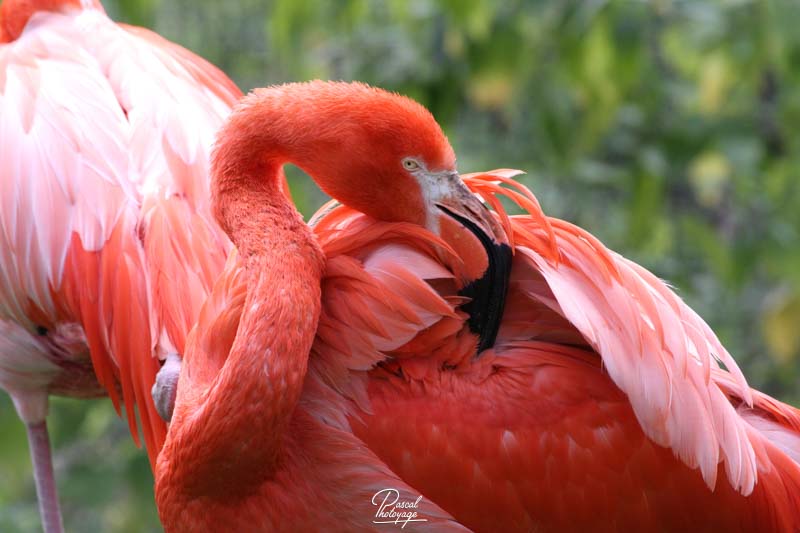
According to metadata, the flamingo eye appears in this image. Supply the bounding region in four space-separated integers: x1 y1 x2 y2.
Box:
402 158 420 171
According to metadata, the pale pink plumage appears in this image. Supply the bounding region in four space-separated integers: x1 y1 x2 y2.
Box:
0 1 238 530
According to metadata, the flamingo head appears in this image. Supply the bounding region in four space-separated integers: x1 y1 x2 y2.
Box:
216 81 513 352
293 82 511 352
293 83 508 252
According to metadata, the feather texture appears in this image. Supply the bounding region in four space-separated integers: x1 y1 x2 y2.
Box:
308 170 800 531
0 3 237 466
153 79 799 531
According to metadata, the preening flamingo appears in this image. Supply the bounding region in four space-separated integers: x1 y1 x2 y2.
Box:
0 0 239 530
155 82 800 532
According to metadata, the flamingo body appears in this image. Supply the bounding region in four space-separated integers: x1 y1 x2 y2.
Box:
155 83 800 532
353 341 800 532
318 180 800 532
0 0 239 529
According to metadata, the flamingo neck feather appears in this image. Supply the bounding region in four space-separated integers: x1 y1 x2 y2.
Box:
165 103 325 499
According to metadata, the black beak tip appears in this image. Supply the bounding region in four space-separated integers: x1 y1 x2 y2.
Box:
460 242 512 353
437 205 512 354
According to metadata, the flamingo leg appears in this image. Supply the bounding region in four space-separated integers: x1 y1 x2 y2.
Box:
25 420 64 533
152 353 181 422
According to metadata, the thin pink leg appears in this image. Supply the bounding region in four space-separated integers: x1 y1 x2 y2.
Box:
25 421 64 533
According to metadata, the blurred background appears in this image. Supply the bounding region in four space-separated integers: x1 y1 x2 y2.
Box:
2 0 799 531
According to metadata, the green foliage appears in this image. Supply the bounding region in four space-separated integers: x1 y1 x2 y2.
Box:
1 0 799 530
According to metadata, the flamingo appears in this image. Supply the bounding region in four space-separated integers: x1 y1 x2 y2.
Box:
154 80 800 532
0 0 239 530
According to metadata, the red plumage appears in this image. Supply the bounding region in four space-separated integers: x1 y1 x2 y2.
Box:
156 82 800 532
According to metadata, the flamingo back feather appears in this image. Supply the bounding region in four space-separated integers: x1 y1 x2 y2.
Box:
463 170 774 495
0 4 238 465
306 169 799 530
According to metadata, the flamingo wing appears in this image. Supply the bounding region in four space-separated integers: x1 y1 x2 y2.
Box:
0 6 237 463
91 13 238 361
307 172 800 531
350 339 800 532
0 9 148 434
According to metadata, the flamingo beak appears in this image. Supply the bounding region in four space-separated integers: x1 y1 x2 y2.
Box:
434 175 512 354
433 174 508 247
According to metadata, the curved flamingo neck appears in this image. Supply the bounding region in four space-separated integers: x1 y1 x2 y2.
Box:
0 0 103 43
161 101 326 499
211 90 316 238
